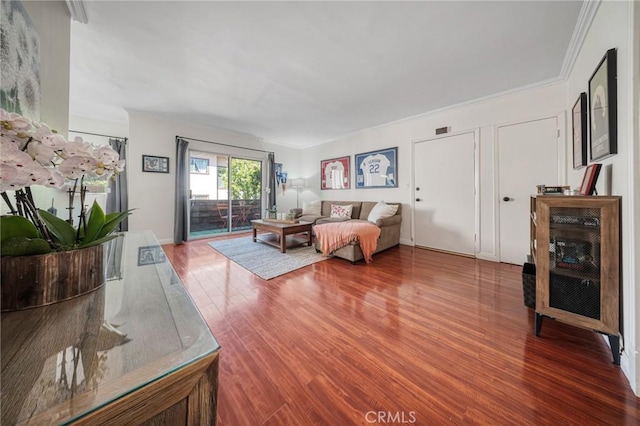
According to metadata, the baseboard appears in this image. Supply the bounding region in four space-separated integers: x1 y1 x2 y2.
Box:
399 238 413 246
476 252 499 262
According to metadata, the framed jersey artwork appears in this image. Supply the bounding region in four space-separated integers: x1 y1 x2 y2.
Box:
320 156 350 190
355 147 398 188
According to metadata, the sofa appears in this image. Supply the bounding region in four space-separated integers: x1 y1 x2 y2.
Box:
291 201 402 263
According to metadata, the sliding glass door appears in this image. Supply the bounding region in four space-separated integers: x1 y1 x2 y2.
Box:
228 158 262 232
188 151 262 239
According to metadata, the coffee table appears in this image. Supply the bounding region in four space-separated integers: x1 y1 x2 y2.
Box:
251 219 313 253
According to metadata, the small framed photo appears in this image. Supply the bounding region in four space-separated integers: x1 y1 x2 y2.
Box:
579 163 602 196
190 157 209 174
572 92 588 169
355 147 398 188
137 245 167 266
320 156 350 190
274 162 283 187
142 155 169 173
589 48 617 161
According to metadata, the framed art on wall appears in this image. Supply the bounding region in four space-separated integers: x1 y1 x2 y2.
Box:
355 147 398 188
589 48 617 161
572 92 588 169
274 162 283 187
320 156 350 190
579 163 602 196
142 155 169 173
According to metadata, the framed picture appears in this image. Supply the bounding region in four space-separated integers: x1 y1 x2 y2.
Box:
355 147 398 188
320 156 350 190
190 157 209 174
579 163 602 196
137 245 167 266
589 48 617 161
572 92 588 169
142 155 169 173
274 162 283 187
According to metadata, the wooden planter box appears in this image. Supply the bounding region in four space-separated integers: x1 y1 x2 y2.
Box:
0 244 105 312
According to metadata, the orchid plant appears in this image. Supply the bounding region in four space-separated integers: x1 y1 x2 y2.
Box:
0 109 130 256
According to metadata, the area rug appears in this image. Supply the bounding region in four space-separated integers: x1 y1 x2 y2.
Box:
208 237 328 280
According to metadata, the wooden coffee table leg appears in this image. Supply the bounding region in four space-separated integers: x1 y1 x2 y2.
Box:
307 229 312 246
253 226 257 242
280 230 286 253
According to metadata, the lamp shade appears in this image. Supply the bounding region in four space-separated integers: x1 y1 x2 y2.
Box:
290 178 305 188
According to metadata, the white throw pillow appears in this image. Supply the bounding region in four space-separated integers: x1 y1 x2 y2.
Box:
368 201 398 223
330 204 353 218
302 200 322 216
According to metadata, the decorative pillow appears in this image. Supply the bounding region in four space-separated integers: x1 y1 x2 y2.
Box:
368 201 398 223
302 200 322 216
330 204 353 218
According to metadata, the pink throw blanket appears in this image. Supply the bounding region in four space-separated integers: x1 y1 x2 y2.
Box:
314 222 381 263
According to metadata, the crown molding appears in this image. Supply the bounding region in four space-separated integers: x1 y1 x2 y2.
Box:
65 0 88 24
559 0 601 79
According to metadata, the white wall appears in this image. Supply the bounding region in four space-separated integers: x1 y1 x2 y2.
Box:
302 84 566 250
22 0 70 134
128 111 300 243
632 0 640 396
69 114 129 139
565 0 637 393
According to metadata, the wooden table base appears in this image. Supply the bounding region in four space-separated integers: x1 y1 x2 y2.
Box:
251 220 313 253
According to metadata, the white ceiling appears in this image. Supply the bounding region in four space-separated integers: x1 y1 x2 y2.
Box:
69 1 584 148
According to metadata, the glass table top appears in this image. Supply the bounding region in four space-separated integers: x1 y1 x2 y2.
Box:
1 231 219 425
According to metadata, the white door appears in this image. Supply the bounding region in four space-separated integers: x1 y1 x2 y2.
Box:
498 117 559 265
414 132 476 256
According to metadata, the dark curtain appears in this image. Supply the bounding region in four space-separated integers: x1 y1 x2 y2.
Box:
267 152 276 209
107 138 128 231
174 137 190 243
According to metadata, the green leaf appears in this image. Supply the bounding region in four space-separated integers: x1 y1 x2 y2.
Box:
1 236 51 256
98 210 133 239
38 209 77 246
78 234 119 248
1 215 41 242
82 200 105 244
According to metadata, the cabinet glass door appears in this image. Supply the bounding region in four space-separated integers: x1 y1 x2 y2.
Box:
548 206 601 320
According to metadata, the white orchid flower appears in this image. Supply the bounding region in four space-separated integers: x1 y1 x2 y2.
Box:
1 148 34 168
58 156 99 179
0 163 31 191
113 159 126 172
0 137 20 153
94 146 120 165
61 140 94 159
27 142 56 165
44 168 65 188
23 161 51 185
40 133 67 150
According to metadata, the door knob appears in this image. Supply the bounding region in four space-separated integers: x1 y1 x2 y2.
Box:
416 198 422 202
503 196 511 202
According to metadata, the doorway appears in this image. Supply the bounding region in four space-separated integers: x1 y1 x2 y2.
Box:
497 116 560 265
188 151 262 239
414 132 477 256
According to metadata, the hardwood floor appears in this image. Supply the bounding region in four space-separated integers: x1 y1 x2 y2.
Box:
163 236 640 425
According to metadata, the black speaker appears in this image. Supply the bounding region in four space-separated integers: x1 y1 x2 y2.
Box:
549 272 600 320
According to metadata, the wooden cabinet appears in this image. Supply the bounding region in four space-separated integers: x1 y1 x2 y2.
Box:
531 195 621 364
